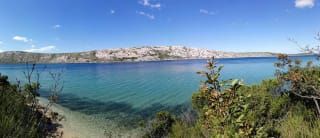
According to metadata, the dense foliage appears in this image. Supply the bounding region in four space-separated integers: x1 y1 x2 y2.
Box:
0 63 62 138
146 55 320 138
191 58 284 137
143 111 175 138
275 54 320 114
0 73 46 137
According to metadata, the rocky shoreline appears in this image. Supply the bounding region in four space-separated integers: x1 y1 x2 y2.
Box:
35 100 64 138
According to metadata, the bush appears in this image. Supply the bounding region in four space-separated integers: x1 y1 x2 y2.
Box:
0 74 45 137
156 56 320 137
0 65 63 138
143 111 175 138
169 120 205 138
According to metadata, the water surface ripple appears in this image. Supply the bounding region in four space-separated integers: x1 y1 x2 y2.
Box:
0 56 317 135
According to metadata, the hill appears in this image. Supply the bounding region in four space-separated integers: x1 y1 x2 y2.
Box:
0 46 277 63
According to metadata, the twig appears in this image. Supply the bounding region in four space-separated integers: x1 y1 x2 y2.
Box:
291 91 320 115
313 98 320 117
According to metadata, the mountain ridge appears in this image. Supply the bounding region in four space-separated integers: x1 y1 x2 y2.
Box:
0 46 279 63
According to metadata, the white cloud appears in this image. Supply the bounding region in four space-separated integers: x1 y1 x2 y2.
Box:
137 11 155 20
24 45 56 53
12 35 56 53
295 0 315 8
53 24 61 29
200 9 216 15
13 35 30 42
139 0 161 9
110 10 115 14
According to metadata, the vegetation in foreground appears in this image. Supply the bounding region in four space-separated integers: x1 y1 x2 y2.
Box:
1 55 320 138
0 63 63 138
144 54 320 138
2 36 320 137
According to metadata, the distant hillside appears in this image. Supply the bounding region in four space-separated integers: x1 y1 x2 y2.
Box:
0 46 278 63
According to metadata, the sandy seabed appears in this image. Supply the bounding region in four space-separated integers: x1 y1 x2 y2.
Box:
38 97 142 138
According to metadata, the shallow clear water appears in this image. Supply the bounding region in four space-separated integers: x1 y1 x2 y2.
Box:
0 56 317 136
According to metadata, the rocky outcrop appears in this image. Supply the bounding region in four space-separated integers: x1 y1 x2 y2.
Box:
0 46 277 63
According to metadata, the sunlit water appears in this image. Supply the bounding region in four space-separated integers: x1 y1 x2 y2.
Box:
0 56 317 137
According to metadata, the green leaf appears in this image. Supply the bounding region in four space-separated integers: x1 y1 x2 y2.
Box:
236 114 245 123
242 104 249 110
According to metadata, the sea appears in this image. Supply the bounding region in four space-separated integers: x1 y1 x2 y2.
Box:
0 56 317 137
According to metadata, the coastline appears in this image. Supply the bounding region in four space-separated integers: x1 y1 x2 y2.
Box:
0 46 280 64
37 97 143 138
0 54 314 65
2 54 317 137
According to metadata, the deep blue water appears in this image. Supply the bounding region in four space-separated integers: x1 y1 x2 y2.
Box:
0 56 317 128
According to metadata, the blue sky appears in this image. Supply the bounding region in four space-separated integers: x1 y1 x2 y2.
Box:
0 0 319 53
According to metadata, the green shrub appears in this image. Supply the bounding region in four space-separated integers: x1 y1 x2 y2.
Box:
143 111 175 138
0 74 45 138
0 66 62 138
167 56 320 137
169 121 205 138
191 58 280 137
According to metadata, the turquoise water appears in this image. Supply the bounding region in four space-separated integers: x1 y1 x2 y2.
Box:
0 56 317 135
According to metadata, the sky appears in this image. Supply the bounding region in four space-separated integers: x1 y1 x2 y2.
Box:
0 0 319 53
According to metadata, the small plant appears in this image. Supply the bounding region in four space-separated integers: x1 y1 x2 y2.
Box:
143 111 175 138
48 70 64 104
192 57 273 137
